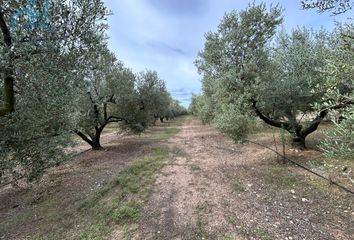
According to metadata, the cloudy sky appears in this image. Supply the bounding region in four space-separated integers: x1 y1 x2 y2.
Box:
103 0 349 107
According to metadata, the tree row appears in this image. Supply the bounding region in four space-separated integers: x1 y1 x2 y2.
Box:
0 0 186 183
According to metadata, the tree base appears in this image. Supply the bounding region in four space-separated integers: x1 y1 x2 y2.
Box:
92 145 103 150
291 137 306 150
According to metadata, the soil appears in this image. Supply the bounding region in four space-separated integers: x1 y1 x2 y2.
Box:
0 131 152 239
130 118 354 240
1 117 353 240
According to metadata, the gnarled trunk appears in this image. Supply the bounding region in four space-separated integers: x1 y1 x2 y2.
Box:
0 72 14 116
251 100 330 150
291 135 306 149
75 126 104 150
90 138 103 150
90 127 103 150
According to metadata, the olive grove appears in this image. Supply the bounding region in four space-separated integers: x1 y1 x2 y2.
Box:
192 2 354 149
0 0 184 183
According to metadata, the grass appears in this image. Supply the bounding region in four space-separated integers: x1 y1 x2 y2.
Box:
266 164 304 189
20 118 184 240
190 202 210 240
223 170 246 193
143 116 186 141
150 127 180 141
252 120 333 151
194 202 209 213
27 147 170 240
75 147 170 239
264 161 340 200
255 119 354 200
222 236 234 240
227 216 237 225
255 229 272 240
238 224 273 240
305 122 331 150
111 201 142 223
232 179 246 192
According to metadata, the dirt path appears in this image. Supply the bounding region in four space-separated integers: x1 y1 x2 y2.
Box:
1 117 353 240
131 117 354 240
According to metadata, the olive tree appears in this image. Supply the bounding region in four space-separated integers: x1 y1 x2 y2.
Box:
189 93 216 123
319 25 354 156
196 3 351 149
75 66 177 150
0 0 109 182
169 99 187 118
195 3 283 141
136 70 171 125
301 0 354 155
251 28 344 148
74 46 141 150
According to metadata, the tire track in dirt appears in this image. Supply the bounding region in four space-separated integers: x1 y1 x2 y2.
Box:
133 118 247 239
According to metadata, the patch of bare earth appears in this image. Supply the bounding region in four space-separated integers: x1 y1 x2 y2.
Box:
129 117 354 240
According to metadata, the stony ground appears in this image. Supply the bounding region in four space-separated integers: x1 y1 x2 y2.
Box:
129 117 354 240
1 116 353 240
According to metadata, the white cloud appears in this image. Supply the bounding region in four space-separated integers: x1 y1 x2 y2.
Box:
103 0 349 107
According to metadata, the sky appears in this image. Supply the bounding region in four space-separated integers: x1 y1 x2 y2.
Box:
103 0 350 107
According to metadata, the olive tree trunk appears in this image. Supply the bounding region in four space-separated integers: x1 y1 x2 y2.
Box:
252 100 328 150
75 127 104 150
0 10 15 116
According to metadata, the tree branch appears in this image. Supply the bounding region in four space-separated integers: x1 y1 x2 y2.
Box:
301 100 354 137
251 100 291 130
103 102 107 121
87 91 100 123
74 130 93 145
106 115 127 123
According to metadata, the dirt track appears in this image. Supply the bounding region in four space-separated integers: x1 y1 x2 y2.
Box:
129 117 354 240
1 117 353 240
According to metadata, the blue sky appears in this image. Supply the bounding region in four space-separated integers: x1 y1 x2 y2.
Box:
103 0 349 107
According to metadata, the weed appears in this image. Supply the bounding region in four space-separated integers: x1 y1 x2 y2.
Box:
192 217 208 240
222 235 233 240
194 202 209 213
267 164 303 189
190 164 202 172
232 179 246 192
255 229 272 240
112 201 141 223
79 222 109 240
190 202 210 239
227 216 237 226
